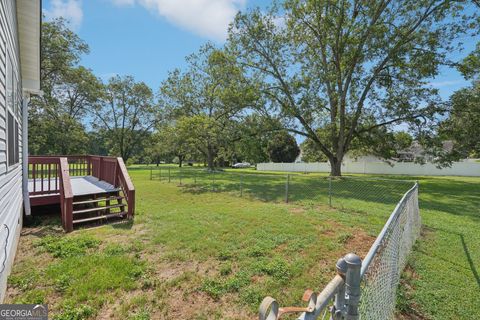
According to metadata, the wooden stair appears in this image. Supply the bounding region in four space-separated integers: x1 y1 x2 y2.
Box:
71 193 128 226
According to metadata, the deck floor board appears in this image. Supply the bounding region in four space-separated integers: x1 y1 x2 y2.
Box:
28 175 119 197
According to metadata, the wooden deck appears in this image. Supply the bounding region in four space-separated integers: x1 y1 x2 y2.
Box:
28 155 135 232
29 176 119 197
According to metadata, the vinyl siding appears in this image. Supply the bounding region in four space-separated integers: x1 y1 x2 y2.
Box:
0 0 24 302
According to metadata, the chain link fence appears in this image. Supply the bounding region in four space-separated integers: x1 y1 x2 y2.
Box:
150 167 414 211
150 166 420 319
259 183 420 320
358 184 420 320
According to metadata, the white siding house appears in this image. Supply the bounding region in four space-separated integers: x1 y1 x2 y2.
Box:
0 0 41 301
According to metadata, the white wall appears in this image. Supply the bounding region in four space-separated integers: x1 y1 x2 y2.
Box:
257 161 480 177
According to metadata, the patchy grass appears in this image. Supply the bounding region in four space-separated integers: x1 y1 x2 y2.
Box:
394 176 480 320
5 169 479 319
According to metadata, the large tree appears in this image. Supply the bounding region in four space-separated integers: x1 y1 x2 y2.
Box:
159 44 258 169
229 0 476 175
93 76 158 161
29 18 102 155
432 43 480 161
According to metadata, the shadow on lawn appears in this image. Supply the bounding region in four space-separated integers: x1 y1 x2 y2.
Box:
175 174 414 210
420 226 480 289
416 177 480 222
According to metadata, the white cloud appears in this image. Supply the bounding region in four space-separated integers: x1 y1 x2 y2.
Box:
44 0 83 30
110 0 246 41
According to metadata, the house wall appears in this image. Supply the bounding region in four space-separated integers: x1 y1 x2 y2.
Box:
257 161 480 177
0 0 25 301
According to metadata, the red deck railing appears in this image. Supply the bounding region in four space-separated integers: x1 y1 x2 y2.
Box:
28 155 135 232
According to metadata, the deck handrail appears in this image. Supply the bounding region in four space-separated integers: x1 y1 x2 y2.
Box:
28 156 74 232
116 157 135 218
58 158 74 232
29 155 136 229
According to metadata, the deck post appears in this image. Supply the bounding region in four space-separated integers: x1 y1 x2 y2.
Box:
99 157 104 181
127 189 135 219
87 156 91 176
65 198 73 232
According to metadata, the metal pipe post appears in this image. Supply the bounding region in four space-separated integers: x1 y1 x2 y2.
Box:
328 177 332 207
285 174 290 203
240 174 243 197
334 257 347 319
212 170 215 192
344 253 362 320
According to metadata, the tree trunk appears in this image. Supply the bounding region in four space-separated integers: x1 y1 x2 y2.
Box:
207 146 215 171
178 155 183 167
329 157 342 176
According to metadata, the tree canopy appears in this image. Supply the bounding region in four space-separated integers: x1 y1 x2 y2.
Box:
267 131 300 163
159 44 258 169
30 4 479 173
228 0 477 175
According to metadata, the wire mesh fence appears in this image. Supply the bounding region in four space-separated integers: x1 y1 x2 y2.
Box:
150 166 420 319
149 167 414 211
359 184 421 319
258 183 420 320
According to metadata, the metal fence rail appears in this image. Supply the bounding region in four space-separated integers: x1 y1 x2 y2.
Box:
258 183 420 320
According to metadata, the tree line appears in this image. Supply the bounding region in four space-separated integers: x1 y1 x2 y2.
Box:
31 1 480 176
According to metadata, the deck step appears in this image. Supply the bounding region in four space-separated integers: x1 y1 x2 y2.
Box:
73 212 127 224
73 203 126 215
73 196 124 206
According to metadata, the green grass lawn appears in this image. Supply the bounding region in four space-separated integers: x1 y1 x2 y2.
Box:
5 169 480 319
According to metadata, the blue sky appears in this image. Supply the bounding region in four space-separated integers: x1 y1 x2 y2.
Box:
43 0 478 100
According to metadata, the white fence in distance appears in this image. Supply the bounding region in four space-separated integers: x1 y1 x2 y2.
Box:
256 160 480 177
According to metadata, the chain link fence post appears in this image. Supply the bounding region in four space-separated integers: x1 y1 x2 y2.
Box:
328 176 332 207
240 174 243 197
212 170 216 192
150 167 152 180
345 253 362 320
285 174 290 203
333 257 347 319
194 170 197 185
159 167 162 181
168 168 171 183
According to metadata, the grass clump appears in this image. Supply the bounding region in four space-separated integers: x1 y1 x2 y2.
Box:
37 235 100 258
200 271 251 300
53 302 94 320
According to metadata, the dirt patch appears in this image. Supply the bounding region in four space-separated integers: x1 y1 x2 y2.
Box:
345 228 376 258
289 207 306 214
